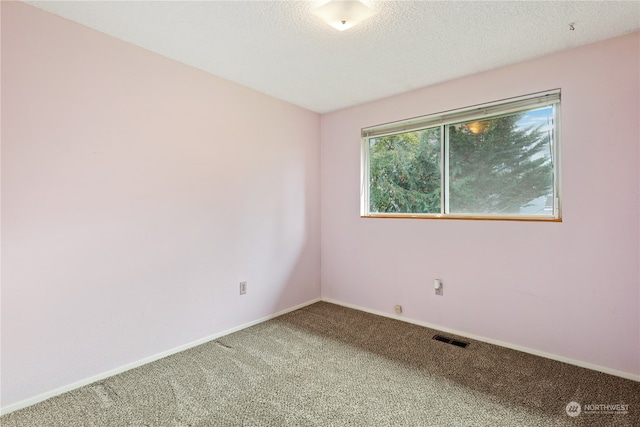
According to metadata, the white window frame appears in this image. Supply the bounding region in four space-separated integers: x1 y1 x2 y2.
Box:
361 90 561 221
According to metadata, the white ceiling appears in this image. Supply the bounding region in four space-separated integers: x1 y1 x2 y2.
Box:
26 1 640 114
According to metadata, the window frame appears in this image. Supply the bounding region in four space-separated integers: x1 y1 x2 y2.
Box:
361 90 561 221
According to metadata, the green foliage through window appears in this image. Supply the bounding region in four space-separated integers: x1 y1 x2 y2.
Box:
369 128 441 213
363 92 559 219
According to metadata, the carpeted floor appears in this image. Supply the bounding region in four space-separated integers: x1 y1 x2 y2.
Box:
2 301 638 426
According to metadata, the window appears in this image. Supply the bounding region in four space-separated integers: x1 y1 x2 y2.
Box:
361 90 560 220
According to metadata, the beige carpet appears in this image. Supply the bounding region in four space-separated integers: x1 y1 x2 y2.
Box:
2 302 638 426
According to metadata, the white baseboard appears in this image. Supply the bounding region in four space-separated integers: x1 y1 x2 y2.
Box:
0 298 321 416
322 297 640 383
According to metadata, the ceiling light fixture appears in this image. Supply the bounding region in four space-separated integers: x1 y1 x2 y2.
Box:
464 121 491 134
312 0 376 31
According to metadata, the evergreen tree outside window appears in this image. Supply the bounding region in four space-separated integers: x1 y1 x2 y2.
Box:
361 90 560 220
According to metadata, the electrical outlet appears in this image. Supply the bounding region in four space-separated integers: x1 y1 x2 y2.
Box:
435 279 443 296
394 305 402 314
239 281 247 295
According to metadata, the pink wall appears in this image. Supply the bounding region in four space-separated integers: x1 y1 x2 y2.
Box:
1 2 320 408
321 32 640 377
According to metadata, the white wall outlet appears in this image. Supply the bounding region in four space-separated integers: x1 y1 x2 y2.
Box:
239 281 247 295
434 279 443 296
394 305 402 314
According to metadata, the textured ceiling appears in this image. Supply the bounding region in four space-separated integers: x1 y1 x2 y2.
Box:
25 1 640 113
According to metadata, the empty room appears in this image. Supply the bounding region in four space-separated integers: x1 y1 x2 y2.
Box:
2 1 639 425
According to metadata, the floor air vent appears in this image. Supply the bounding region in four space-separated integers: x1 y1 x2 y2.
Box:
433 334 469 348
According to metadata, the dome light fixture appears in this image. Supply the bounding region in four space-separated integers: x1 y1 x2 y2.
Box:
312 0 376 31
464 121 491 134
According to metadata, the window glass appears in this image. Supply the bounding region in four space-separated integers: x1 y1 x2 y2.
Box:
448 106 555 215
369 128 441 214
361 91 560 220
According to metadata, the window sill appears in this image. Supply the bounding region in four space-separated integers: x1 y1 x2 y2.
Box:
361 214 562 222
